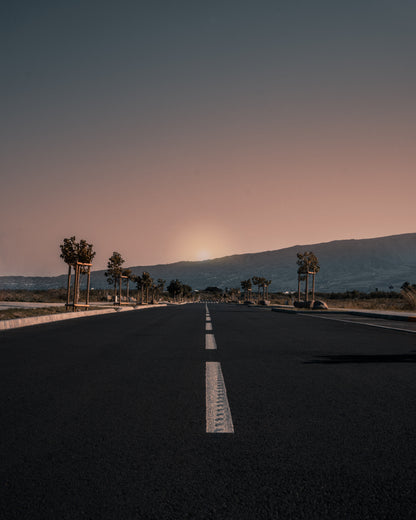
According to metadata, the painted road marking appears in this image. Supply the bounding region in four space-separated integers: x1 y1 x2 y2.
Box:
303 314 416 334
205 333 217 350
206 322 213 331
206 362 234 433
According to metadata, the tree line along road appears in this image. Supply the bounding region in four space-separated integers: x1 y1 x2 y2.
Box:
1 303 415 519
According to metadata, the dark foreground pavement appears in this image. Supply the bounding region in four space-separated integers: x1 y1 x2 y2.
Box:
1 304 416 519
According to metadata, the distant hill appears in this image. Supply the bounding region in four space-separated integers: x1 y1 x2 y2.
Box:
1 233 415 292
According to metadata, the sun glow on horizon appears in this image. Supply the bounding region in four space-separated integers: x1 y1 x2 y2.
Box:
196 250 211 261
166 220 234 263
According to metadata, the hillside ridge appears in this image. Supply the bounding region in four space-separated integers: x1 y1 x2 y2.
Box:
1 233 415 292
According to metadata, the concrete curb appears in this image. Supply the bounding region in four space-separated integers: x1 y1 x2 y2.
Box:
271 306 416 322
0 304 167 331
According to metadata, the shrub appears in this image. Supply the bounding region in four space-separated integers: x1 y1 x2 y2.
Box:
401 285 416 310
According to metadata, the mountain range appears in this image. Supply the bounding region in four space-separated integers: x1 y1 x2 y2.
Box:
1 233 415 292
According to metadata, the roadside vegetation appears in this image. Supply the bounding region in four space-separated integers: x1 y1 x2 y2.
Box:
198 285 416 312
1 287 415 313
295 251 320 307
0 305 112 322
0 306 75 321
0 288 112 303
269 287 416 312
2 235 415 313
60 236 96 309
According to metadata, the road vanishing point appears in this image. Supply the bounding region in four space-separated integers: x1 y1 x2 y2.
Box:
1 303 416 519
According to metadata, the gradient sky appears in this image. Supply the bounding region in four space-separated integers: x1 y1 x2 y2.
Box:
1 1 415 276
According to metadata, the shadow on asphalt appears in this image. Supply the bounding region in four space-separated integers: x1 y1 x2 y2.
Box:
304 353 416 364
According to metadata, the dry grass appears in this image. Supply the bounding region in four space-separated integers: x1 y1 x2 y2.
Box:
269 294 412 312
323 298 408 311
0 288 112 303
0 307 68 321
0 306 105 321
0 289 67 303
401 286 416 310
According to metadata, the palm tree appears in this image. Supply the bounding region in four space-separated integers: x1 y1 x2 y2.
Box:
264 279 272 301
167 279 183 302
182 283 192 301
156 279 166 302
76 239 95 305
296 253 308 302
121 268 132 302
141 272 153 304
240 279 252 302
132 274 144 304
258 277 267 301
252 276 261 303
240 280 247 301
297 251 319 304
229 287 240 303
60 236 95 308
105 252 125 304
308 253 320 301
60 236 78 306
296 264 307 302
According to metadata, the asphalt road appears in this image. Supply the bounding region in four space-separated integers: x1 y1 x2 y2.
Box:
1 304 416 519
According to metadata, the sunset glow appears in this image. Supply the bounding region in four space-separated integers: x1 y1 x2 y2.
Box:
196 250 211 262
1 2 415 276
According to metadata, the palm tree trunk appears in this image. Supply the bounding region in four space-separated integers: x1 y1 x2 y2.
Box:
312 272 316 301
305 273 309 303
297 275 301 301
74 264 80 308
86 267 91 306
66 265 72 307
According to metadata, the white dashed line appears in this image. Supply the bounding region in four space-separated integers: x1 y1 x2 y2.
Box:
206 362 234 433
205 333 217 350
204 305 233 433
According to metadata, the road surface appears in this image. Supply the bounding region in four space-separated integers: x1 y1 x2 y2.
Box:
1 304 415 519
